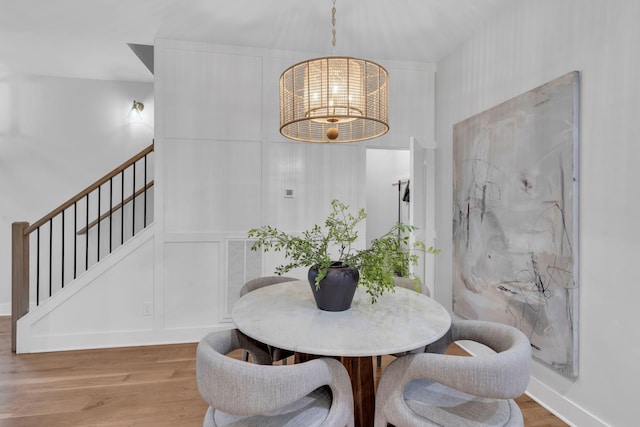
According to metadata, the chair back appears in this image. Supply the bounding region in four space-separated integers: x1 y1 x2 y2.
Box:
239 276 298 296
374 320 532 427
427 320 531 398
196 329 355 424
393 276 429 296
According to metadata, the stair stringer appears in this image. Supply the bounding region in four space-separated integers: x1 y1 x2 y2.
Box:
17 224 170 353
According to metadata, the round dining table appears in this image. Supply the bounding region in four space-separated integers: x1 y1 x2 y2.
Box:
232 279 451 427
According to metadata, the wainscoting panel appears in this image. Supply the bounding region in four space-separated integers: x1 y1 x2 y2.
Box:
164 241 221 329
221 239 261 322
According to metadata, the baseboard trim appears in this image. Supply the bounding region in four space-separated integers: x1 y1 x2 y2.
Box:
23 324 232 354
526 377 610 427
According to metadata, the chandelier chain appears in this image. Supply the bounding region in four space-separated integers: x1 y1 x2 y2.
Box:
331 0 337 49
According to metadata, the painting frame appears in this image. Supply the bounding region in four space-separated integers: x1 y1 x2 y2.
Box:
452 71 580 378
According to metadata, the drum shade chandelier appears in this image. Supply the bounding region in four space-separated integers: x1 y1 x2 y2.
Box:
279 0 389 143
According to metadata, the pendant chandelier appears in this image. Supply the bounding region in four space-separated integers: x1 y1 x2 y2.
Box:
279 0 389 143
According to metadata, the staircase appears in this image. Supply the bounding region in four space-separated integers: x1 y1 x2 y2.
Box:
11 144 155 352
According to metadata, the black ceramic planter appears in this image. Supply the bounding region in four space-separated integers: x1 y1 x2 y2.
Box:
308 263 359 311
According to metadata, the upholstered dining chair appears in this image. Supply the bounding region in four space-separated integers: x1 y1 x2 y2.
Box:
392 275 429 296
196 329 355 427
374 319 531 427
238 276 298 364
239 276 299 297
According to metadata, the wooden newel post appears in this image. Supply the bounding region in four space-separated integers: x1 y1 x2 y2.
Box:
12 222 30 353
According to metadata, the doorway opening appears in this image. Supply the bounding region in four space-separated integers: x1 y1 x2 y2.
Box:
365 149 410 248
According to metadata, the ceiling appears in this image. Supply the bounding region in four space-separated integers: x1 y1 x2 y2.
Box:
0 0 516 83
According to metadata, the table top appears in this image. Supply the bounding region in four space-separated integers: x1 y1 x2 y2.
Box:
232 280 451 357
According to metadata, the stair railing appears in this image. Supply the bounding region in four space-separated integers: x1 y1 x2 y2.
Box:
11 143 154 352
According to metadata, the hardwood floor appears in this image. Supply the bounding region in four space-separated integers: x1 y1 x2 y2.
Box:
0 317 566 426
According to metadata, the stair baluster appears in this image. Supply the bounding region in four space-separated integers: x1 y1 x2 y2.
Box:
10 143 155 352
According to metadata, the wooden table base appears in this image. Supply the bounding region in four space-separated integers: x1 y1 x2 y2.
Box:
296 352 375 427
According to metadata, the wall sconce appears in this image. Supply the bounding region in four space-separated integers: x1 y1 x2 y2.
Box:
128 100 144 122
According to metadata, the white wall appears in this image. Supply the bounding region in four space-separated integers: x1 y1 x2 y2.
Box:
434 1 640 426
0 73 154 315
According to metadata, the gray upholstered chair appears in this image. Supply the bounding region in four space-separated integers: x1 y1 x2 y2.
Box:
238 276 298 364
196 329 355 427
392 275 429 296
374 319 531 427
239 275 299 297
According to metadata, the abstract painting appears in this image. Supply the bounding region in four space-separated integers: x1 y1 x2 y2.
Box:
452 71 579 377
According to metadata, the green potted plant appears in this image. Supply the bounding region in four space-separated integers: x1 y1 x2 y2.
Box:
248 199 437 311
